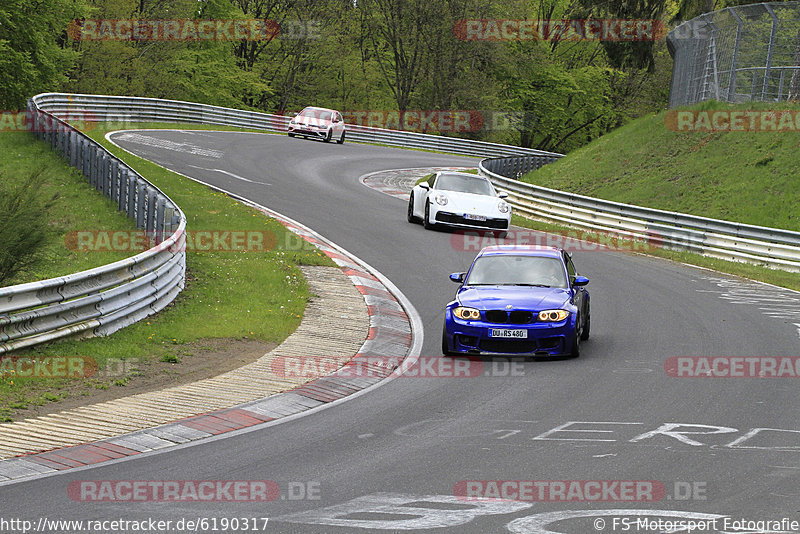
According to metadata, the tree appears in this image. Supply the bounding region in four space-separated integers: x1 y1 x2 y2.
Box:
361 0 437 116
0 0 87 109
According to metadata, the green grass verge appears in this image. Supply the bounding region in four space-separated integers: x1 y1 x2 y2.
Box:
0 124 334 420
519 100 800 232
0 132 137 285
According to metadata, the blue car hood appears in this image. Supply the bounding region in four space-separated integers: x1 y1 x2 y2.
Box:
456 285 571 311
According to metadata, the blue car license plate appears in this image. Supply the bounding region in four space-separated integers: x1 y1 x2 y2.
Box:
490 328 527 338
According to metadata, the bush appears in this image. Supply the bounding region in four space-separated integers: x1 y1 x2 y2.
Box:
0 169 57 286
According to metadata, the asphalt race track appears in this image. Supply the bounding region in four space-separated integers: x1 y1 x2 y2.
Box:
3 130 799 534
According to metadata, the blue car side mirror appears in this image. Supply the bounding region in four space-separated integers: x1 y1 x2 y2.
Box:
450 272 466 283
573 276 589 286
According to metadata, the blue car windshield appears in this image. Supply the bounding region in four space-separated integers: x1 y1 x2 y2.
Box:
435 174 493 195
465 255 568 288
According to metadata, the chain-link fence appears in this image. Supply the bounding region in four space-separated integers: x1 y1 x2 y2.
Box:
667 1 800 107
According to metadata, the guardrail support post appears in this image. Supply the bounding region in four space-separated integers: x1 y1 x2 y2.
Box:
136 183 146 229
104 154 112 197
95 149 103 191
127 173 137 219
146 189 157 236
98 153 107 195
69 130 77 168
88 145 95 187
87 144 95 185
110 159 119 205
58 124 67 159
118 168 128 212
155 197 165 245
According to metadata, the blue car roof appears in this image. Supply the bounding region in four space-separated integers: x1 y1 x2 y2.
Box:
477 245 563 258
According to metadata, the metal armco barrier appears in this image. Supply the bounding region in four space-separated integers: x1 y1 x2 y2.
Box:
32 93 562 159
0 96 186 354
480 157 800 271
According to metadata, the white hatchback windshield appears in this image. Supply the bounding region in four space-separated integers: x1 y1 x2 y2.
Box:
299 109 332 121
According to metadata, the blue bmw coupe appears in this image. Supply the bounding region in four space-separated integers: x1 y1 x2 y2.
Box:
442 245 590 358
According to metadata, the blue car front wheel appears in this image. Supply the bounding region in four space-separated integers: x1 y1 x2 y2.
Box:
580 302 591 341
570 314 582 358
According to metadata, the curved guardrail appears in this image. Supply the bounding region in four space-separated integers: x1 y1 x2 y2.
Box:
481 157 800 271
33 93 563 159
0 97 187 354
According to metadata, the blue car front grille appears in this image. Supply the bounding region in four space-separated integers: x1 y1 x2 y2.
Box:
483 310 535 324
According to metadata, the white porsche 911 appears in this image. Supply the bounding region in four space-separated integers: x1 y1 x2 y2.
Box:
407 171 511 237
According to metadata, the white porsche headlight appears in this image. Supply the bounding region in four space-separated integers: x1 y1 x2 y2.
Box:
435 194 448 206
498 201 510 213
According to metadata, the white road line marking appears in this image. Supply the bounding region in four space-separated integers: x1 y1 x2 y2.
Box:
184 164 264 184
114 132 222 158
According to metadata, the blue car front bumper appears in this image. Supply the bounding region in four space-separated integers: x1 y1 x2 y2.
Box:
443 308 578 357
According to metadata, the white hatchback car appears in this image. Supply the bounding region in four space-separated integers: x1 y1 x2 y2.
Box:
407 171 511 237
287 106 346 143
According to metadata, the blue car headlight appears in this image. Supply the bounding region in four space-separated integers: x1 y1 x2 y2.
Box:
453 306 481 320
537 309 569 322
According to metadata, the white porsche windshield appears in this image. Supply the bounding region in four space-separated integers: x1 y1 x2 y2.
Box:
435 174 493 195
465 255 568 288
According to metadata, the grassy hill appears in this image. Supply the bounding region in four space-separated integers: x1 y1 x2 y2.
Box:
521 100 800 232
